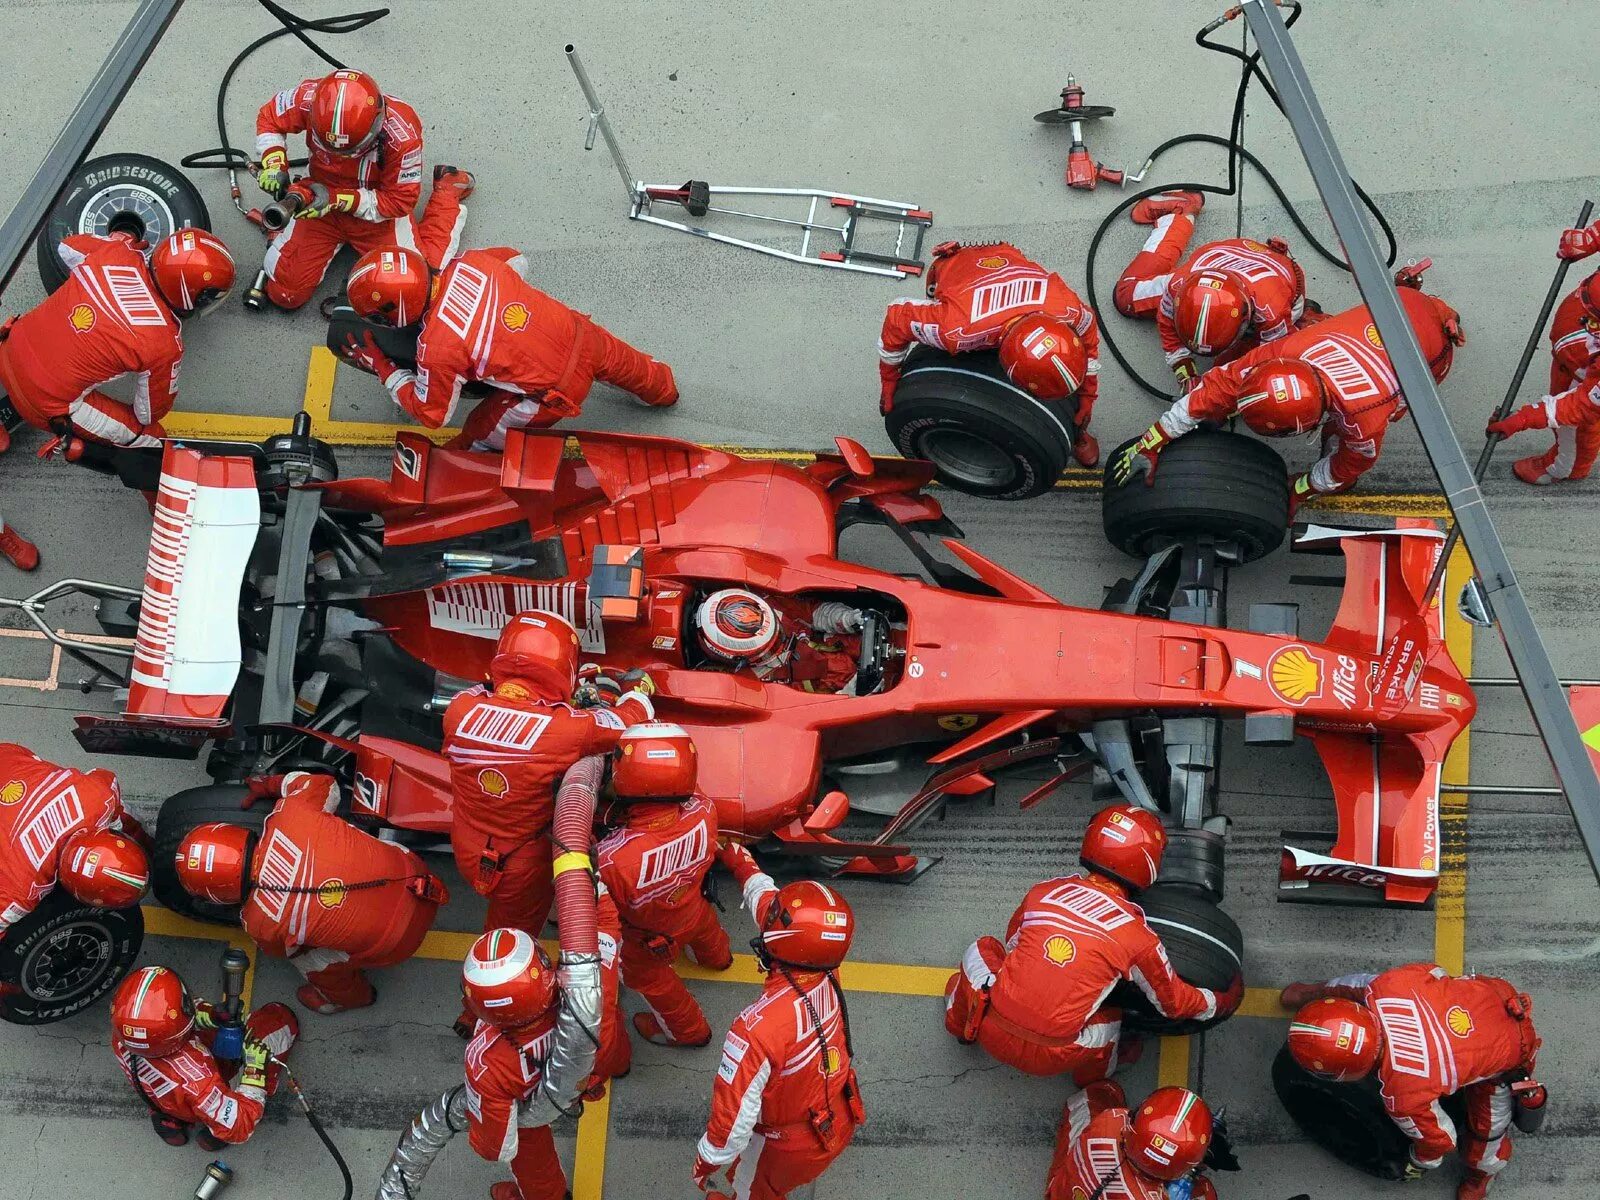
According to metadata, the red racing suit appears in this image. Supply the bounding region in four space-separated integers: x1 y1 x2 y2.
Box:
1046 1080 1219 1200
0 234 180 446
734 598 862 695
877 242 1100 429
598 794 732 1046
442 684 654 938
255 80 465 309
695 868 863 1199
0 743 144 938
377 247 678 449
1361 964 1540 1179
944 874 1217 1083
1503 288 1600 482
1152 289 1460 496
240 772 446 1009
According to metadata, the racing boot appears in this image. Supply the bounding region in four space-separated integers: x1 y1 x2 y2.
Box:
1458 1169 1495 1200
1511 445 1579 485
632 1011 713 1049
0 522 39 571
1072 425 1100 468
433 164 476 200
296 981 377 1015
1131 190 1205 225
1278 980 1367 1009
489 1186 571 1200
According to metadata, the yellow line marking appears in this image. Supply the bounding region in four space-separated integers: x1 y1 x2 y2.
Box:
1236 987 1292 1020
1156 1036 1191 1088
1434 541 1475 975
303 346 338 425
572 1083 611 1200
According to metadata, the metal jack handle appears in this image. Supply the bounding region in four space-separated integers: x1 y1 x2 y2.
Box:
566 45 640 206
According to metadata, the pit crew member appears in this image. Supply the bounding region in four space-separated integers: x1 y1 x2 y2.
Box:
342 244 678 450
253 69 472 311
598 722 733 1051
877 240 1103 465
1111 189 1310 392
694 589 865 694
1284 963 1543 1200
0 229 235 447
1485 271 1600 484
0 743 149 939
943 804 1238 1082
1113 285 1465 513
110 964 299 1147
172 770 449 1015
0 508 37 571
1046 1083 1223 1200
694 848 863 1199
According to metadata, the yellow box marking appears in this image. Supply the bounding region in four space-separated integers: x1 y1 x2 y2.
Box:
572 1083 611 1200
1434 542 1475 976
1156 1036 1191 1088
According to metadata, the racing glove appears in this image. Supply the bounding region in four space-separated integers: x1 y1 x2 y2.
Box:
692 1153 727 1193
342 332 402 386
1558 224 1600 261
193 1001 220 1031
291 181 359 220
1214 973 1245 1018
257 150 290 199
1400 1158 1428 1181
1110 423 1172 487
240 774 286 809
1287 472 1317 520
1487 402 1550 439
716 842 762 887
239 1038 271 1092
1172 358 1202 394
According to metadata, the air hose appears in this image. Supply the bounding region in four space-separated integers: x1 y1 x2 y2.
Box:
1084 2 1401 399
278 1059 355 1200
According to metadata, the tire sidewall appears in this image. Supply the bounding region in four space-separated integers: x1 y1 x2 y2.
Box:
1271 1044 1413 1179
1114 884 1244 1037
152 785 260 926
0 890 143 1025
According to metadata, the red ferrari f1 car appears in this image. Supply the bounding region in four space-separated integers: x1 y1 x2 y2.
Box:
29 417 1470 924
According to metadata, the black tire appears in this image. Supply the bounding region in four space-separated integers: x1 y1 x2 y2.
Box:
1271 1045 1412 1179
152 784 262 925
1112 883 1243 1036
36 154 210 293
0 889 143 1025
1103 428 1289 563
886 347 1075 501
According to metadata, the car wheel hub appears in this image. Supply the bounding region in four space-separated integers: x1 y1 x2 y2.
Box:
20 921 113 1002
918 428 1017 489
76 183 175 246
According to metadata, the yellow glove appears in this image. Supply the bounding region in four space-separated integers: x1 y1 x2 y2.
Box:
239 1038 270 1091
257 150 290 198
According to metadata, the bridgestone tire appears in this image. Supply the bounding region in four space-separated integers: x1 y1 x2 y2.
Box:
1272 1045 1413 1179
1112 883 1243 1037
1103 428 1289 563
152 785 263 926
0 889 144 1025
886 347 1075 501
37 154 211 293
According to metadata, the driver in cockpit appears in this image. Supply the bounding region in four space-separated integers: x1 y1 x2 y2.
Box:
693 589 866 694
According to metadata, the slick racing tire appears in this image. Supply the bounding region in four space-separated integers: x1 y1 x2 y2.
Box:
1111 883 1243 1037
885 346 1076 501
1103 428 1289 563
152 784 263 926
37 154 211 293
0 889 144 1025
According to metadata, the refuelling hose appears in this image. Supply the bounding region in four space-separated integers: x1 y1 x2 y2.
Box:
277 1059 355 1200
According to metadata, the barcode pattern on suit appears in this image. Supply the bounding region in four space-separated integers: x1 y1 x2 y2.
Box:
1375 997 1431 1077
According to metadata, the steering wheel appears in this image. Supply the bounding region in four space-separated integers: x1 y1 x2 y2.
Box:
854 612 887 695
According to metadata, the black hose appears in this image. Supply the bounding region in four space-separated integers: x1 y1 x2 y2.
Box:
279 1060 355 1200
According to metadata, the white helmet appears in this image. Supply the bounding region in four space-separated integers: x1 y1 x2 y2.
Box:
696 588 780 665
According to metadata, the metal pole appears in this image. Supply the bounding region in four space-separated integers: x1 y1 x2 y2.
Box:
1441 785 1565 797
1239 0 1600 887
1469 677 1600 689
0 0 186 297
565 45 640 205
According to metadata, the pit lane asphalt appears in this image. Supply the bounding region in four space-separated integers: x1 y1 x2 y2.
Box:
1 3 1598 1198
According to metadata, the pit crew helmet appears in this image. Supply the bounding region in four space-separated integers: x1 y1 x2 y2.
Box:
754 879 854 971
1125 1087 1214 1181
462 928 558 1029
309 70 386 156
1079 804 1167 892
58 827 149 908
998 312 1089 400
696 589 781 667
175 824 254 905
489 611 582 700
1580 272 1600 322
1287 997 1383 1082
111 965 195 1056
1236 358 1329 437
150 229 236 320
347 246 432 327
613 722 697 800
1172 269 1252 357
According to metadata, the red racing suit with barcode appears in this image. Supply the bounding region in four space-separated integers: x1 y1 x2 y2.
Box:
465 1009 567 1200
0 743 141 938
1046 1080 1219 1200
1155 238 1304 371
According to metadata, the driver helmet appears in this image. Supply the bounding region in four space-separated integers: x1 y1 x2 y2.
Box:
696 589 782 668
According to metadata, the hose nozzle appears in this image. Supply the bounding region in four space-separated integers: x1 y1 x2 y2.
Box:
194 1160 233 1200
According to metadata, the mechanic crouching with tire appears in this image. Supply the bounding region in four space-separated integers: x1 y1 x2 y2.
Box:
878 240 1103 465
172 770 449 1015
1047 1082 1234 1200
944 805 1241 1082
1284 963 1544 1200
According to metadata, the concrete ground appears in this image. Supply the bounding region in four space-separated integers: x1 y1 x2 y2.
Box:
0 2 1597 1198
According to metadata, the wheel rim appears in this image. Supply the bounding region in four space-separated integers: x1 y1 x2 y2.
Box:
20 918 115 1003
74 183 176 245
918 428 1018 490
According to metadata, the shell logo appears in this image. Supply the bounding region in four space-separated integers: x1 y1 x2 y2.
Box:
822 1046 842 1075
69 303 96 333
1446 1006 1474 1037
477 768 510 797
976 255 1008 269
1365 324 1385 349
501 302 530 332
1267 645 1324 706
1043 935 1076 966
317 879 347 910
0 780 24 806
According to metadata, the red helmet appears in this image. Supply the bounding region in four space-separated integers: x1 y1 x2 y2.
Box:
149 229 236 320
1580 272 1600 322
1080 804 1167 892
696 589 780 666
1172 269 1252 357
756 879 854 970
58 828 149 908
1236 358 1328 437
1288 998 1383 1082
489 611 582 700
111 965 195 1056
347 246 432 327
309 70 386 156
1124 1087 1214 1181
999 313 1089 400
175 823 253 905
462 928 559 1029
613 722 697 799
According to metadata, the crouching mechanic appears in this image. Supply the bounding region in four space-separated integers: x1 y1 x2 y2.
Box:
173 770 448 1015
694 847 863 1199
945 804 1238 1082
695 589 866 694
0 742 149 938
878 240 1103 465
1284 963 1543 1199
342 243 678 451
599 722 733 1050
110 964 298 1147
0 229 235 448
1047 1083 1227 1200
1112 190 1310 392
1113 284 1465 514
254 69 471 310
